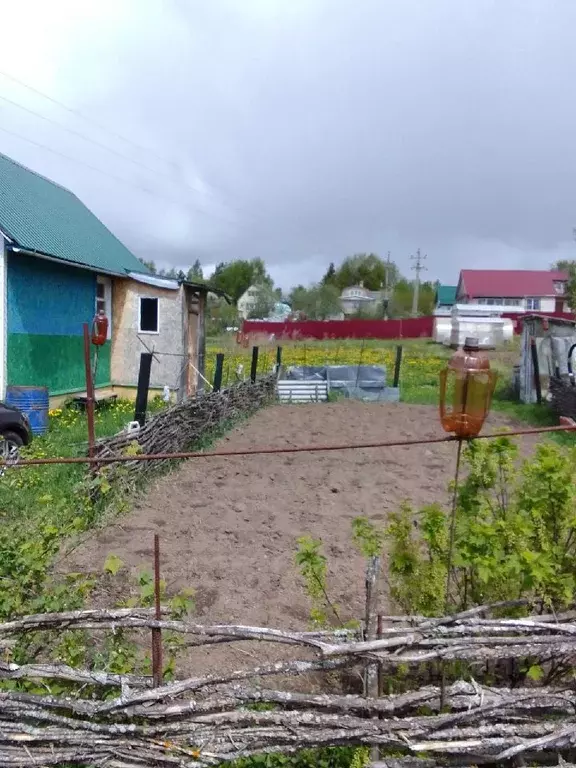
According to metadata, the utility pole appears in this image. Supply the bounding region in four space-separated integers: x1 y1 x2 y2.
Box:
382 251 393 319
411 249 427 316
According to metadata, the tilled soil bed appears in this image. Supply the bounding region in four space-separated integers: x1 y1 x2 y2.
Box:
65 401 541 677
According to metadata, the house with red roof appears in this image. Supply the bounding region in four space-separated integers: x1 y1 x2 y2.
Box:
456 270 570 313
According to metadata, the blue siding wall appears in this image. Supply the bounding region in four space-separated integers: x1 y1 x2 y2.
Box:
8 252 96 336
6 252 111 394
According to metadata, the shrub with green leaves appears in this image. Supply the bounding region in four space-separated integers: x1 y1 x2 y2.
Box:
387 437 576 616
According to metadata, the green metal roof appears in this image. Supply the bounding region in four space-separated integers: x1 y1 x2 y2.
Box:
0 152 147 275
435 284 457 305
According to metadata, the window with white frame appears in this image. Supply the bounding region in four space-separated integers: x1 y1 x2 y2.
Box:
526 298 541 310
139 296 159 333
95 276 112 339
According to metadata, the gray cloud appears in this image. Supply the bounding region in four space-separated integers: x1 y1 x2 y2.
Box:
0 0 575 289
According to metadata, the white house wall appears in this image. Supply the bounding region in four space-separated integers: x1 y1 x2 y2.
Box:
538 298 555 312
111 280 186 392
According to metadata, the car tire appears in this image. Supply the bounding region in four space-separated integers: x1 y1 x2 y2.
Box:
0 431 24 461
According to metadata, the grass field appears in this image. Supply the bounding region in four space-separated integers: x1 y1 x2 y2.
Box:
206 337 452 403
206 335 570 441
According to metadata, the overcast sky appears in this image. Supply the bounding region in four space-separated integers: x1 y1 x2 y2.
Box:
0 0 575 289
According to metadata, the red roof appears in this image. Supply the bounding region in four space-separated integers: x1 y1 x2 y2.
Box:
458 269 568 299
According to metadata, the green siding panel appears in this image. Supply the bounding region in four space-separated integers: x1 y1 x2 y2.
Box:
8 335 111 394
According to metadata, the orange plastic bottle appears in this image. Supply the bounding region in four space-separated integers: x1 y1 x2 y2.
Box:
439 337 496 438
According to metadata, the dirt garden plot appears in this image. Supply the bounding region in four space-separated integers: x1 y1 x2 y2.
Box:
66 401 541 676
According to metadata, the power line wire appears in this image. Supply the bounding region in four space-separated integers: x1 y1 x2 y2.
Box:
0 121 245 227
0 92 190 183
0 69 173 169
0 69 262 223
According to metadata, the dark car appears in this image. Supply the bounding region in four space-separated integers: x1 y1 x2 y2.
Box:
0 403 33 459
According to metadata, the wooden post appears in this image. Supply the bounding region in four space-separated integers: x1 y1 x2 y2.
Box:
134 353 153 427
250 346 259 383
393 345 403 388
276 346 283 374
530 338 542 405
82 323 96 458
364 555 381 763
213 353 224 392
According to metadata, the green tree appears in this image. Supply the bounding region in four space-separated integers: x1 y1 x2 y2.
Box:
321 262 337 286
388 278 413 317
418 281 436 315
205 296 240 334
211 259 273 302
385 279 436 318
289 283 341 320
247 285 276 319
158 267 178 278
139 258 157 274
334 253 398 291
187 259 204 282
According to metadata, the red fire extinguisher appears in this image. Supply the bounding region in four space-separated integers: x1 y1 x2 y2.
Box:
91 310 108 346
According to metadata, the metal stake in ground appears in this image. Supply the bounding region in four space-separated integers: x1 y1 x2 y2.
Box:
134 353 153 427
441 436 464 709
250 346 259 383
213 353 225 392
152 533 163 688
82 323 96 459
530 337 542 405
393 345 403 388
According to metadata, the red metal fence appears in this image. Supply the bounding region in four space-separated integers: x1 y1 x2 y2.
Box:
244 312 576 341
243 317 435 340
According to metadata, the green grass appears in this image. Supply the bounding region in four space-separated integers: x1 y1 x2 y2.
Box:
1 398 167 538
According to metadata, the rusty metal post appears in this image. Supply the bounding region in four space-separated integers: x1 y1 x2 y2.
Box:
152 534 163 687
82 323 96 458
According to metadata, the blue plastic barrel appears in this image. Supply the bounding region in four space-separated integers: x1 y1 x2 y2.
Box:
6 385 49 435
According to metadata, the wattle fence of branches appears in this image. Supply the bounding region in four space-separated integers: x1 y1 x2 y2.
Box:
4 601 576 767
94 376 276 477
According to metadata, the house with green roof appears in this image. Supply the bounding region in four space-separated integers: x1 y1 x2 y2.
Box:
0 152 216 403
434 284 457 313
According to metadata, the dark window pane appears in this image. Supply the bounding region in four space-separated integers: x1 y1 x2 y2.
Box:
140 298 158 332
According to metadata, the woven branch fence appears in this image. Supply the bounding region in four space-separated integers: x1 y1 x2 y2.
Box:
94 375 277 476
4 604 576 767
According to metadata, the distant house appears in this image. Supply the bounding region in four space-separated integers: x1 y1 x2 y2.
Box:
237 284 283 320
434 285 457 312
237 285 261 319
0 152 223 404
456 270 570 313
340 284 384 316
